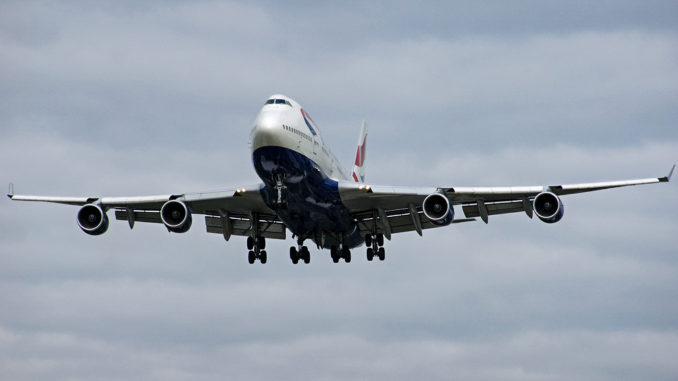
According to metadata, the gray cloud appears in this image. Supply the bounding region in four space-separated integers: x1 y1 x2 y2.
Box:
1 1 677 380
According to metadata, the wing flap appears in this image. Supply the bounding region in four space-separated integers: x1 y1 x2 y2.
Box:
462 200 528 218
114 210 162 224
204 216 286 240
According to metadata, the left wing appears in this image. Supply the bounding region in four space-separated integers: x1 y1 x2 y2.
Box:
7 183 286 240
339 164 674 236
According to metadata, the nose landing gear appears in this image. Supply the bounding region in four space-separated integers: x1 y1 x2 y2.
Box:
272 172 288 209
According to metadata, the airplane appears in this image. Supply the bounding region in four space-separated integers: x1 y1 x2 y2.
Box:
7 94 675 264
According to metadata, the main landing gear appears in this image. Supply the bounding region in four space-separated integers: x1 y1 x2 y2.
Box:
290 238 311 264
365 233 386 261
243 235 385 264
247 236 267 264
330 246 352 263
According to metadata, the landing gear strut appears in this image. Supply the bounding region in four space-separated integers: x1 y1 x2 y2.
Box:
272 172 287 209
366 233 386 261
247 236 267 264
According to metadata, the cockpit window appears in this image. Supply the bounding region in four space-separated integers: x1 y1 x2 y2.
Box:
265 99 292 107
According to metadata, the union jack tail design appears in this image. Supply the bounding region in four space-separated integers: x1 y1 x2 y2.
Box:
352 121 367 183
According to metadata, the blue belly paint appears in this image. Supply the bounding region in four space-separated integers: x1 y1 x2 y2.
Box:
252 146 362 249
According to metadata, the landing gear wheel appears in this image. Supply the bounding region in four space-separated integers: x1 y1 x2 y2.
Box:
257 237 266 250
247 237 254 250
331 247 340 263
248 250 255 264
376 233 384 247
367 248 374 261
343 248 351 263
301 247 311 264
290 247 299 264
365 235 373 247
378 247 385 261
260 250 267 264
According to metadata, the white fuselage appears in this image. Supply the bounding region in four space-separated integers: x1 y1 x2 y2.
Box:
249 94 349 181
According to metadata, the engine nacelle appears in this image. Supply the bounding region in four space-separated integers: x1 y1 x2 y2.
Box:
533 191 564 223
77 204 109 235
160 200 192 233
423 193 454 226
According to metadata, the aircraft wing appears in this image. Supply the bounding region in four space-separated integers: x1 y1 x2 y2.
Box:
7 183 286 240
339 164 674 236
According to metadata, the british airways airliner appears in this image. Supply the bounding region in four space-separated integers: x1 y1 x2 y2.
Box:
8 94 674 264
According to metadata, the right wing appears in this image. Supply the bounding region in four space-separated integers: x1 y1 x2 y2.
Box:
8 183 286 240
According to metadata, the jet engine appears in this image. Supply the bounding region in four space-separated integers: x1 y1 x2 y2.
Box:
533 191 564 223
77 204 109 235
160 200 192 233
423 193 454 226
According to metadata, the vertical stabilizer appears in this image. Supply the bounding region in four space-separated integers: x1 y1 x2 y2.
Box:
352 121 367 183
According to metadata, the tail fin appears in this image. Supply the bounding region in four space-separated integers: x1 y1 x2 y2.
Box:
352 121 367 183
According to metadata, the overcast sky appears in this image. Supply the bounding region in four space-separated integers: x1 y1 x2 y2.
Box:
1 1 677 380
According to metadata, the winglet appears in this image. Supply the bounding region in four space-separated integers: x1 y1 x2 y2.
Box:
659 163 675 183
7 183 14 198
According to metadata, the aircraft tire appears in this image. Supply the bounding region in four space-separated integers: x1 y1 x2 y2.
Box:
301 247 310 264
290 247 299 264
376 234 384 247
343 248 351 263
248 251 255 264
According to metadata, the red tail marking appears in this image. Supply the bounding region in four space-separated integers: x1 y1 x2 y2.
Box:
354 136 367 167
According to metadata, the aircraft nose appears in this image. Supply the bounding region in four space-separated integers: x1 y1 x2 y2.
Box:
251 112 281 149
